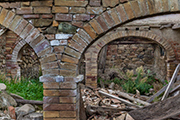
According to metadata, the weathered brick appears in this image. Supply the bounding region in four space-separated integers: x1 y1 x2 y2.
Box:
16 7 32 14
20 23 34 39
14 19 28 35
43 96 59 103
72 21 83 28
59 82 77 89
55 0 88 7
60 70 76 76
55 34 73 39
89 0 101 6
25 28 40 43
61 54 78 64
116 4 128 22
44 118 76 120
123 2 135 19
50 40 60 46
31 0 53 6
45 34 55 40
59 111 76 118
40 76 56 82
59 62 77 71
108 8 121 25
42 14 53 19
54 46 65 53
64 47 81 58
43 104 76 111
37 47 52 58
77 29 92 43
59 97 76 103
169 0 179 11
34 7 51 13
44 90 77 96
0 2 20 8
43 111 60 118
69 7 85 14
42 69 59 76
89 19 103 34
43 82 59 89
21 2 30 6
3 11 15 28
0 8 8 24
34 40 50 53
102 12 115 28
9 15 22 31
83 23 97 39
23 14 40 19
40 54 57 63
73 14 90 21
146 0 156 14
30 34 44 47
60 40 68 45
139 0 149 15
69 40 84 52
161 0 169 12
102 0 119 7
52 6 68 13
87 6 104 14
42 62 59 70
55 14 72 21
44 90 60 96
72 34 87 47
130 1 142 17
96 15 108 31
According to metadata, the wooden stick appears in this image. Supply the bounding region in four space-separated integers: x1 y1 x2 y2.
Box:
98 90 141 108
115 90 151 106
15 99 43 105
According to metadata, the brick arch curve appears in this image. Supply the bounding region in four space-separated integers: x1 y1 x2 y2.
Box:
66 0 178 75
84 30 175 87
0 7 51 77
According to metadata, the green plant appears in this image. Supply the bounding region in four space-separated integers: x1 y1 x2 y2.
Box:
0 76 43 101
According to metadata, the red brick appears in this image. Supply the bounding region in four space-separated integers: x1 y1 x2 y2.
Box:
89 0 101 6
34 40 50 53
69 7 86 14
42 61 59 70
43 104 76 111
44 90 77 97
72 21 83 28
0 2 20 8
55 0 88 7
55 14 72 21
96 15 108 31
3 11 15 28
16 7 32 14
108 8 121 25
25 28 40 43
89 19 103 35
61 54 78 64
52 6 68 13
60 63 77 72
34 7 51 13
20 23 34 39
23 14 39 19
116 4 128 22
73 14 90 21
31 0 53 6
83 23 97 39
42 14 53 19
102 0 119 7
30 34 44 47
14 19 28 35
102 12 115 28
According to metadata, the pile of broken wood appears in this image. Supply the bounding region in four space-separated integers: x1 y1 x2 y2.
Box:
80 64 180 120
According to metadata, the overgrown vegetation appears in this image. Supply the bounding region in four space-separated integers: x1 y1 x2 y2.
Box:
98 66 164 95
0 76 43 101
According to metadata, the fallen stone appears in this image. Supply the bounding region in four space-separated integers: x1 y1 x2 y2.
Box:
8 106 16 120
24 112 43 120
0 91 17 109
0 83 6 91
16 104 35 117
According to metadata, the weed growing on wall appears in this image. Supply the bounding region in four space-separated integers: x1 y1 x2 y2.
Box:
0 76 43 101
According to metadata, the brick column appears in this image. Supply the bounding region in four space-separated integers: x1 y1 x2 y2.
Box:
40 75 83 120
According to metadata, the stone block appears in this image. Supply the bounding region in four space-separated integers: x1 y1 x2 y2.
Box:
16 7 32 14
87 6 103 14
23 14 40 19
55 13 72 21
58 22 77 34
69 7 86 14
55 33 73 39
31 0 53 6
73 14 90 21
89 0 101 6
102 0 119 7
34 7 51 13
39 76 56 82
50 40 60 46
59 62 77 71
43 104 76 111
52 6 68 13
33 19 52 27
83 23 97 39
54 46 65 53
61 54 78 64
54 0 88 7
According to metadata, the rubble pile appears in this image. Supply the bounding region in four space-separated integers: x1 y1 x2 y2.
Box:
0 83 43 120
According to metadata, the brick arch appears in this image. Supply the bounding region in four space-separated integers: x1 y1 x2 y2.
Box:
84 30 175 87
65 0 178 75
0 7 51 77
